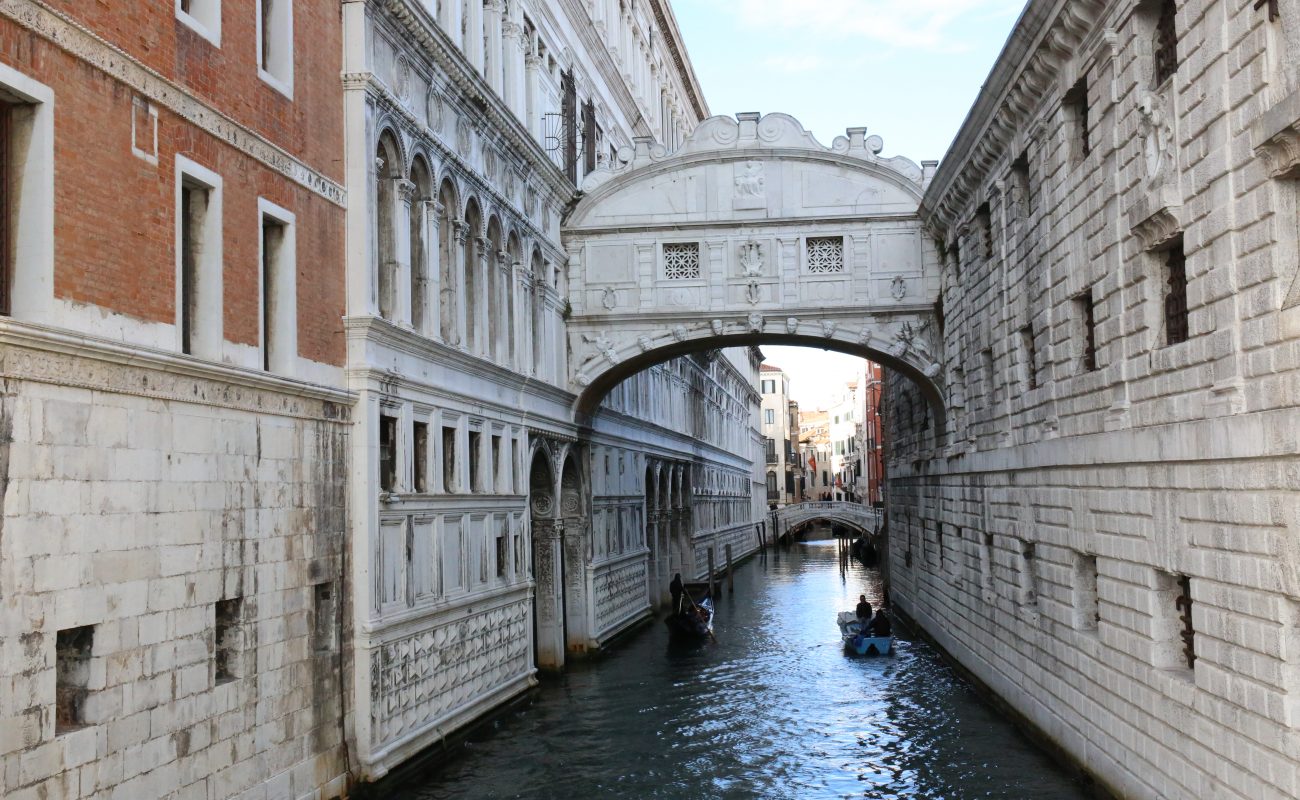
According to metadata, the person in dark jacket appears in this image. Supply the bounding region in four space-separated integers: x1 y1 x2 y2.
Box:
866 609 892 637
670 573 684 614
855 595 873 623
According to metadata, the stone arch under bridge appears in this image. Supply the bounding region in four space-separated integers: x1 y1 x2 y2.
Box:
564 112 946 428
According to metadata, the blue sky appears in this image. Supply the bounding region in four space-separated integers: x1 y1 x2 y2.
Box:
667 0 1027 406
672 0 1026 166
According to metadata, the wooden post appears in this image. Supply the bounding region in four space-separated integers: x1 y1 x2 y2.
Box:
726 544 734 594
707 547 716 600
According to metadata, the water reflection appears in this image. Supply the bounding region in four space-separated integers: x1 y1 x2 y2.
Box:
383 540 1091 799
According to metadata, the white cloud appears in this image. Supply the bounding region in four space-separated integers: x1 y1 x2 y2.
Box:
731 0 1019 50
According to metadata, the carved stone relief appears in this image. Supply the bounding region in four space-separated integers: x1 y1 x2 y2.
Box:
733 160 766 210
739 240 764 276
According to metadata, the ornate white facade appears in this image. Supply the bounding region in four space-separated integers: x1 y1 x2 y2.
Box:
339 0 762 779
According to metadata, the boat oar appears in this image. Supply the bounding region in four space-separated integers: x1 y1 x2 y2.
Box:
685 590 717 642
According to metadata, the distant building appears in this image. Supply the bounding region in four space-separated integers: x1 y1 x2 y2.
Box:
798 361 886 505
760 364 800 505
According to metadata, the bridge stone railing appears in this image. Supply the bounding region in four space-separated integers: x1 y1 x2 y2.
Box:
774 501 882 539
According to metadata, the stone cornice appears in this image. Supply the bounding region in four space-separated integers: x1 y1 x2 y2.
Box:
2 0 346 207
0 320 353 420
1253 88 1300 179
376 0 573 202
647 0 709 122
920 0 1107 239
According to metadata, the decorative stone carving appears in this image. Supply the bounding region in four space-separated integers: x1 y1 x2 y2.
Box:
710 319 724 336
857 327 874 347
484 147 498 181
672 325 688 342
427 89 443 132
637 335 654 352
733 161 766 210
582 332 619 364
739 240 764 276
891 275 908 301
394 55 411 105
601 286 617 310
821 320 837 338
747 313 764 333
1137 93 1174 183
785 317 799 335
746 281 761 305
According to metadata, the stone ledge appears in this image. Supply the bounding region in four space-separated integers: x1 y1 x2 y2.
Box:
1253 88 1300 180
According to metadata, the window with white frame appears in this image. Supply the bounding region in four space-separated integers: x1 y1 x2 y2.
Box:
662 242 700 279
176 0 221 46
0 65 54 321
256 0 293 96
258 199 296 373
805 236 844 273
176 158 223 359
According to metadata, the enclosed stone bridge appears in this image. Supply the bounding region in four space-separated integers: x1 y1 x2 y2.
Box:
563 113 946 425
775 501 883 542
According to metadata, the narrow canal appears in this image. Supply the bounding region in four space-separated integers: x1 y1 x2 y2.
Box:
382 540 1095 799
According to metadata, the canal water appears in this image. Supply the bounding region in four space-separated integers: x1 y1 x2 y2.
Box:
383 540 1094 799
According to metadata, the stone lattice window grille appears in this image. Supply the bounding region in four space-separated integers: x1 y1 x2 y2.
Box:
662 242 701 280
805 236 845 273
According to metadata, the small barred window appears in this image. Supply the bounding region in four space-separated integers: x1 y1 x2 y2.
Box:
663 242 700 280
806 236 844 273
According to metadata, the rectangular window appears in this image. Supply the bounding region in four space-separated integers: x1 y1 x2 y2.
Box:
413 421 429 493
442 425 457 492
379 414 397 492
469 430 482 492
976 202 993 262
177 158 222 359
1065 77 1091 160
312 582 336 653
761 379 775 394
1018 542 1038 607
805 236 844 273
259 206 294 373
214 598 242 683
496 530 508 578
1075 289 1097 372
582 99 598 175
491 434 502 494
764 408 775 425
176 0 221 46
55 625 94 734
1011 151 1032 220
1020 324 1038 390
256 0 293 96
1153 0 1179 87
663 242 700 279
1163 240 1188 345
1154 570 1196 672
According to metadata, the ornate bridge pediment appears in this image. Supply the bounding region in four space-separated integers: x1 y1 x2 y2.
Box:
562 112 946 429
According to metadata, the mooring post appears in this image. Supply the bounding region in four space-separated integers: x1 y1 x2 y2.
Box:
707 547 717 599
726 544 734 594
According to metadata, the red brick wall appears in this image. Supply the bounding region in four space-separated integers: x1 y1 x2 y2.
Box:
0 9 345 367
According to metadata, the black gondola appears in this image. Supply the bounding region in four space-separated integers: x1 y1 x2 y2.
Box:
665 582 714 640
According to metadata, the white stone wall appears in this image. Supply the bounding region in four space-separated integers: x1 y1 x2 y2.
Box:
0 334 351 800
890 1 1300 798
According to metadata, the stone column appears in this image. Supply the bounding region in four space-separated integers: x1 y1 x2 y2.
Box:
563 518 590 655
532 519 565 670
525 53 542 139
496 250 511 365
452 222 469 350
475 236 491 357
485 0 504 93
442 0 462 49
425 200 443 340
466 0 485 72
502 18 524 119
394 179 415 327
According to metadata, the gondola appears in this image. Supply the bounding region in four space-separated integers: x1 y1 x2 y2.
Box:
837 611 893 656
666 582 714 640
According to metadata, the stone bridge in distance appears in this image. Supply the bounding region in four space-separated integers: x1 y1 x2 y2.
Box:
562 113 947 425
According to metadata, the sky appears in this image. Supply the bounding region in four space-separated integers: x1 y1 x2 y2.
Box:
668 0 1026 407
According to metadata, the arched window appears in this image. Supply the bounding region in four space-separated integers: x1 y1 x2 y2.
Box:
374 132 402 320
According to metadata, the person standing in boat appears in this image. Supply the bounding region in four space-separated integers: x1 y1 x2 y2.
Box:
855 595 873 624
670 573 684 614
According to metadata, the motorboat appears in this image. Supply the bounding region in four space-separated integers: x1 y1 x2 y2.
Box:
837 611 893 656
